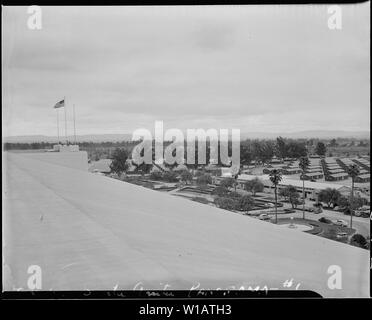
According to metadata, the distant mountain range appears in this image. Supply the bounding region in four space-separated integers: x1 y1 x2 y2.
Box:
3 130 369 143
3 134 133 143
240 130 370 139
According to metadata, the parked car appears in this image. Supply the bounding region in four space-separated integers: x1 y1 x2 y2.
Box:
313 202 323 208
336 232 348 239
303 206 322 213
354 207 370 218
319 217 333 224
334 219 348 227
312 207 323 214
258 213 271 221
354 210 363 217
283 208 296 214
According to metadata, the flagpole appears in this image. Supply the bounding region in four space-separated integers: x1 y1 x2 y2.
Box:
57 108 60 144
64 96 68 145
73 103 76 145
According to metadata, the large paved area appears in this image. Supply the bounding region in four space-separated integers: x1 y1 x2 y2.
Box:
3 152 370 296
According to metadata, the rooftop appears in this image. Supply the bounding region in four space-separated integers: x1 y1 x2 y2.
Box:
3 152 368 296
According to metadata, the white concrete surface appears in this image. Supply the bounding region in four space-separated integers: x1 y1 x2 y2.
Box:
2 152 370 296
14 151 88 171
279 224 313 232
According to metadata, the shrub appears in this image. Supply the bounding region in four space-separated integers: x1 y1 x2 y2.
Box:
180 170 193 184
162 171 179 182
192 197 209 204
109 148 130 175
213 186 229 197
229 191 242 199
214 196 239 211
196 174 212 187
238 195 255 213
220 178 235 189
244 178 264 196
150 171 163 181
349 234 368 249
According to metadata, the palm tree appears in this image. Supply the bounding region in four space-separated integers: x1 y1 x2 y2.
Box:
232 167 241 192
269 169 282 224
346 164 360 229
299 156 310 219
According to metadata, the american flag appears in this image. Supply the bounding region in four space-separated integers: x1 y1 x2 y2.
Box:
53 99 65 109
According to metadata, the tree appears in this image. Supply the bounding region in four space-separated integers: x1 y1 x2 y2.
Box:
149 171 163 180
349 195 366 210
214 196 238 211
109 148 130 175
252 141 263 165
238 195 255 214
180 170 193 185
162 171 179 182
194 170 205 177
196 174 212 188
259 141 275 164
279 187 290 201
251 140 274 165
279 185 300 209
135 163 153 175
299 156 310 219
276 136 287 159
288 191 300 208
286 141 307 158
232 170 240 192
346 164 360 228
213 186 229 197
240 142 253 166
315 142 326 157
220 177 236 190
244 178 264 196
229 191 242 199
337 194 365 214
336 195 349 209
250 140 276 165
329 139 338 147
269 169 282 224
341 195 365 213
318 188 342 208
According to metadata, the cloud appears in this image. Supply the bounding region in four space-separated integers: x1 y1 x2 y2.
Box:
2 4 370 136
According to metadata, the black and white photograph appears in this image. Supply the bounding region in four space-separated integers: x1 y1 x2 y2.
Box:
2 2 370 301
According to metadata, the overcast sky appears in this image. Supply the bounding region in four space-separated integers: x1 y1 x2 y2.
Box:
2 4 370 137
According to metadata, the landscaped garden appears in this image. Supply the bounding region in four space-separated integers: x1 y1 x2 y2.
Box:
276 217 356 243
